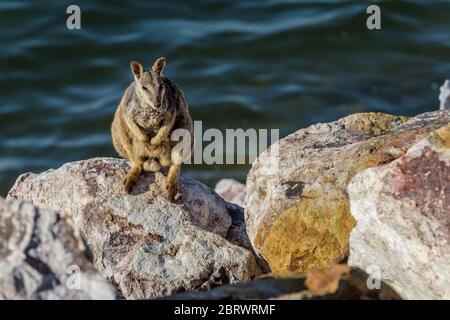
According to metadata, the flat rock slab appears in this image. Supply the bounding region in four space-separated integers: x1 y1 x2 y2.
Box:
348 124 450 299
163 264 400 300
0 197 116 300
245 111 450 273
8 158 259 299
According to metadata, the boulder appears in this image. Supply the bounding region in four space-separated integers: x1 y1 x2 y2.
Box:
163 264 400 300
0 197 116 300
348 124 450 300
215 179 246 208
7 158 259 299
245 110 450 273
439 80 450 110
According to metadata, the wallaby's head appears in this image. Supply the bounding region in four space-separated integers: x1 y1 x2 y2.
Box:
130 57 167 109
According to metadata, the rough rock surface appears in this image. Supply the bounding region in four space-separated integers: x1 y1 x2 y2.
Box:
164 264 400 300
246 111 450 273
225 202 271 274
215 179 246 208
7 158 259 299
0 197 116 300
348 124 450 300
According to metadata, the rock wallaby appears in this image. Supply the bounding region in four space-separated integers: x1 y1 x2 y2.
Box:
111 57 193 201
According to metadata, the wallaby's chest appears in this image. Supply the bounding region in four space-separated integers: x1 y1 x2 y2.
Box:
126 103 175 134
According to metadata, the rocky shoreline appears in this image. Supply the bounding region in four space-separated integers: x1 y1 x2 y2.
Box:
1 110 449 300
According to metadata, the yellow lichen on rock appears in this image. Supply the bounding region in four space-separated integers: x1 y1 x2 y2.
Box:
255 188 354 273
340 112 409 135
434 123 450 149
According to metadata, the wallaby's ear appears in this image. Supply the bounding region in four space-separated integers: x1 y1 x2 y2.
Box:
130 61 143 80
152 57 166 75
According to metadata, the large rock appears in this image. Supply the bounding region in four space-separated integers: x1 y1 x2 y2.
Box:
163 264 400 300
7 158 259 299
0 197 116 300
215 179 246 208
348 124 450 300
246 111 450 273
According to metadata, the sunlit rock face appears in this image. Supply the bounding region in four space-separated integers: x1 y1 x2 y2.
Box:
348 124 450 300
245 110 450 273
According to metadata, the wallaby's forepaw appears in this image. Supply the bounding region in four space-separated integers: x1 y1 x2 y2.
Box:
123 174 138 193
150 137 161 145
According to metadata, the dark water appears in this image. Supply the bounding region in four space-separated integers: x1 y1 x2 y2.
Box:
1 1 449 196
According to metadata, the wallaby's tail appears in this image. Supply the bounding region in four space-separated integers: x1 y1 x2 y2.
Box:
166 163 181 201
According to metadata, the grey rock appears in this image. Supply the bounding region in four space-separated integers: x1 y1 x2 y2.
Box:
0 197 116 300
348 123 450 300
8 158 259 299
163 264 401 300
215 179 246 208
439 79 450 110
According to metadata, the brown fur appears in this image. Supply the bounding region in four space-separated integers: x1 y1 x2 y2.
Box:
111 57 193 201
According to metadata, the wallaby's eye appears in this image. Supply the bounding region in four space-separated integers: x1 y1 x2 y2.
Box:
142 86 149 91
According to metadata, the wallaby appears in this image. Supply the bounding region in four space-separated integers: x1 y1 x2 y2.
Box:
111 57 193 201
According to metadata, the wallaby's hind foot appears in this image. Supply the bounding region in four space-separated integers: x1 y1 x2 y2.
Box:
166 163 181 202
123 164 142 193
